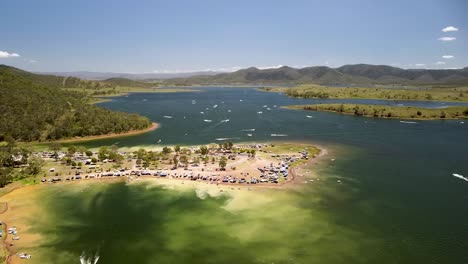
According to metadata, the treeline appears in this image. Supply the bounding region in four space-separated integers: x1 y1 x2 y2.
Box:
289 104 468 119
284 84 468 102
0 65 152 141
0 138 44 186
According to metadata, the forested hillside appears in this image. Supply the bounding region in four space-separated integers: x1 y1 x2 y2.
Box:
163 64 468 85
0 65 152 142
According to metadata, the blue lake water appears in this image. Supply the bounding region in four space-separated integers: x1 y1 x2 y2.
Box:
38 87 468 263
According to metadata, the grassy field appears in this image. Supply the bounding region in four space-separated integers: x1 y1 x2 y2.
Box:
264 84 468 102
286 104 468 120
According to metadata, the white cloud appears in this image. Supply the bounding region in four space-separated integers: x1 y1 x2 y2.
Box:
442 26 458 32
442 55 454 59
0 51 20 58
438 37 456 41
415 63 426 67
435 61 446 65
257 65 284 70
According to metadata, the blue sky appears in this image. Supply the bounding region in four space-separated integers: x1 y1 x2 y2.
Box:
1 0 467 72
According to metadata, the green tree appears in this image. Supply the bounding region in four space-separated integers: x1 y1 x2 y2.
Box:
67 145 77 156
98 146 109 160
174 145 181 153
179 155 188 165
49 142 61 161
25 156 44 175
173 156 179 167
162 147 172 155
200 146 208 155
85 150 93 157
0 167 13 187
219 156 227 169
250 149 256 157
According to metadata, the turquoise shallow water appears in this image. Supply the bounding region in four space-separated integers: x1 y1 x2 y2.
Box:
33 87 468 263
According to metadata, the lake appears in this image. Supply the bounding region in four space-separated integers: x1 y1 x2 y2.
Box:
17 87 468 263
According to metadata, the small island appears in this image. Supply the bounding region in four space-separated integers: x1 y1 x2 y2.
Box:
285 104 468 120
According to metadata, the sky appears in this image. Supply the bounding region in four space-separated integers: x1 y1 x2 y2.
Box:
1 0 467 73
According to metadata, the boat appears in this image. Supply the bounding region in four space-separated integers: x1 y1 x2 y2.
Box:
157 139 162 143
400 121 418 124
270 134 287 137
215 137 240 141
221 119 230 123
227 110 231 112
306 115 313 118
200 111 204 114
213 104 218 108
452 173 468 182
257 111 263 114
247 133 253 137
163 116 173 119
204 119 212 122
266 108 271 110
18 253 31 259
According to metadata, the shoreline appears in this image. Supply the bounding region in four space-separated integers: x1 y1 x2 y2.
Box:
0 141 328 263
260 86 468 103
53 122 159 144
283 105 468 121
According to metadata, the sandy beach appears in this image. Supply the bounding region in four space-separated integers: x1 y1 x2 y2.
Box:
54 122 159 143
0 142 330 263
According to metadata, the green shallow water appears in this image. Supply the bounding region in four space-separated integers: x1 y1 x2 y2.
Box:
24 87 468 263
32 181 374 264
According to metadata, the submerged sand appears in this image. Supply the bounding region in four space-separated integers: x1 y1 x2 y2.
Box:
0 143 343 264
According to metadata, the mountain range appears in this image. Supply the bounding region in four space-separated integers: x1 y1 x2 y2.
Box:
36 71 220 80
10 64 468 86
163 64 468 86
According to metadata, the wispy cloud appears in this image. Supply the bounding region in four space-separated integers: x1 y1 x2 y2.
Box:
435 61 446 65
414 63 426 67
442 55 454 59
257 65 284 70
438 37 456 41
442 26 459 32
152 66 243 73
0 51 20 58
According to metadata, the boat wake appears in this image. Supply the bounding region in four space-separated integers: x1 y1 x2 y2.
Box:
221 119 230 123
215 137 240 141
241 128 255 131
80 251 100 264
452 173 468 182
400 121 418 124
271 134 288 137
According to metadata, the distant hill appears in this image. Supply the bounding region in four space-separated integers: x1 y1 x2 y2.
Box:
102 77 153 88
1 65 114 89
0 65 151 141
37 71 221 80
163 64 468 86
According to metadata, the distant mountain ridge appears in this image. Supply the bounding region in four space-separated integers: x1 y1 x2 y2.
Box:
163 64 468 85
36 71 221 80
